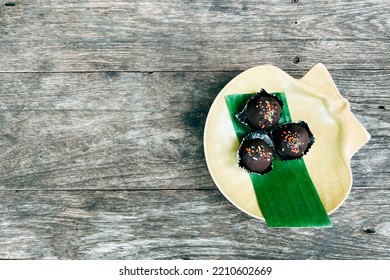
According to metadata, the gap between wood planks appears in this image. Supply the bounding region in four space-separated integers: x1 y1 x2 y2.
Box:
0 68 389 74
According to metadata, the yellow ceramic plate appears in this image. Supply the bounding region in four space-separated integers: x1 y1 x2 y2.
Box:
204 64 370 220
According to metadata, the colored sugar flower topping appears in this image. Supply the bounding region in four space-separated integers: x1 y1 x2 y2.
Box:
271 122 314 160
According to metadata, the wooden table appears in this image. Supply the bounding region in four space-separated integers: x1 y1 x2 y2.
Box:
0 1 389 259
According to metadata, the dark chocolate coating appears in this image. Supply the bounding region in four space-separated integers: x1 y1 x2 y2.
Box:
238 138 273 174
272 123 310 158
246 94 282 130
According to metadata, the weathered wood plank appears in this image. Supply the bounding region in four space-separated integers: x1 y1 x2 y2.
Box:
0 111 387 191
0 70 389 117
0 71 228 112
0 0 389 72
0 110 212 190
0 189 389 259
0 71 388 191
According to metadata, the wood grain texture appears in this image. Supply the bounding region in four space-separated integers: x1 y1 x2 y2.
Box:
0 0 389 260
0 0 389 72
0 189 389 260
0 71 388 191
0 70 389 114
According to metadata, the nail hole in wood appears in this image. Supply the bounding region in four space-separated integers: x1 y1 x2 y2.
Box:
363 228 376 234
378 105 386 109
293 56 300 64
295 21 298 24
5 2 16 6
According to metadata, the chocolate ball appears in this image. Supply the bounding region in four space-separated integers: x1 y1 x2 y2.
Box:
272 123 312 159
246 90 282 130
238 138 274 174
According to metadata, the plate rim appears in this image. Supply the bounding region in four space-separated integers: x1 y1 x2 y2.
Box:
203 64 370 220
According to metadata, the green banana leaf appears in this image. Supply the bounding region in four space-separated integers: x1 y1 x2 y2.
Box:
225 93 331 227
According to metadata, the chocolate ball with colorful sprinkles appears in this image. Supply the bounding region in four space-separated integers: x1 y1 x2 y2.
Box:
271 121 315 160
238 132 274 175
236 89 283 130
